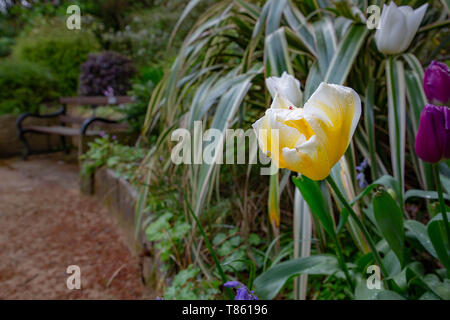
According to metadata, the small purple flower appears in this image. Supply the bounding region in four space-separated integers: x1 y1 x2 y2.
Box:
103 86 115 98
112 135 117 140
223 281 258 300
99 130 106 138
224 281 241 288
356 158 369 188
415 104 450 163
356 172 368 189
424 61 450 105
356 158 368 172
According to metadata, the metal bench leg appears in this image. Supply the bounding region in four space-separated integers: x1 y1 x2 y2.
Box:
18 130 31 160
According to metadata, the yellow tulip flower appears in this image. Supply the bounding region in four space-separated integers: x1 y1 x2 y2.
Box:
253 79 361 180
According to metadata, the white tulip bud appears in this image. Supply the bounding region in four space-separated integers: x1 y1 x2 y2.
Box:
374 2 428 54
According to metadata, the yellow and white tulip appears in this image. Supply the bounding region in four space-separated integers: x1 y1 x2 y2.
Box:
253 74 361 181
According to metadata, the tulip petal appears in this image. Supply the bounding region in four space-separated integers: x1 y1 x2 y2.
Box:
281 135 332 180
302 82 361 168
424 61 450 105
252 80 361 180
444 107 450 159
398 3 428 52
375 2 408 54
266 72 303 107
415 105 449 163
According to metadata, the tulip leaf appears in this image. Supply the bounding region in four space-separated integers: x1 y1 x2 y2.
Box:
402 53 424 79
265 27 293 76
283 1 317 55
292 188 313 299
266 0 287 35
330 159 370 253
404 189 450 202
386 57 406 201
194 68 260 216
351 175 400 205
303 61 322 102
376 290 407 300
354 278 384 300
427 213 450 271
372 189 405 266
364 78 378 181
313 17 337 77
406 265 450 300
254 255 340 300
268 168 280 227
324 24 368 84
304 23 368 102
292 175 336 237
405 220 438 259
419 291 440 300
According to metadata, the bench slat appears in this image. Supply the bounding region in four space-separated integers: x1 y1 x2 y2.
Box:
59 115 87 124
24 126 100 136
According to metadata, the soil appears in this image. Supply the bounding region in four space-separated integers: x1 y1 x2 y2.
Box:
0 153 152 299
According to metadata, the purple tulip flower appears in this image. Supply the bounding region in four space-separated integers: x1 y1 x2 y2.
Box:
415 105 450 163
423 61 450 105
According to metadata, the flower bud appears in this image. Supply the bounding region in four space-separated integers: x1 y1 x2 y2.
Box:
415 105 450 163
424 61 450 105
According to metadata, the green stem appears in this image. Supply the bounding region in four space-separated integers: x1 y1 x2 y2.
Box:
331 232 354 292
326 176 390 288
388 55 404 207
433 164 450 245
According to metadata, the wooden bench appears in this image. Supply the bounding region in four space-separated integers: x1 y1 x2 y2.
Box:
17 96 134 159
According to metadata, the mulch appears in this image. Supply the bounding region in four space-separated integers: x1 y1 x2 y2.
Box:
0 154 152 299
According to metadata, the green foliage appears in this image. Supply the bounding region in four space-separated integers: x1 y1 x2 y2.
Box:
145 212 191 263
0 37 14 57
12 18 99 96
164 265 220 300
0 59 58 115
309 275 350 300
140 0 450 301
120 66 164 133
99 1 211 67
214 229 263 273
80 135 145 181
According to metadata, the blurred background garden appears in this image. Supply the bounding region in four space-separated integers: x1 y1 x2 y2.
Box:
0 0 449 300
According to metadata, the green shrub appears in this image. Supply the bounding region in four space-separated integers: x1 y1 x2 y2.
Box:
0 59 58 115
13 18 99 96
0 37 14 57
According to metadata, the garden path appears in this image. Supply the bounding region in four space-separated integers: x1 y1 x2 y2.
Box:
0 153 151 299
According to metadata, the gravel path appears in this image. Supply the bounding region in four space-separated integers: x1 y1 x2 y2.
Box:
0 154 150 299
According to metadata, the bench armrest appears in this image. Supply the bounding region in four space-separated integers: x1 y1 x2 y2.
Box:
17 105 66 130
80 117 120 135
